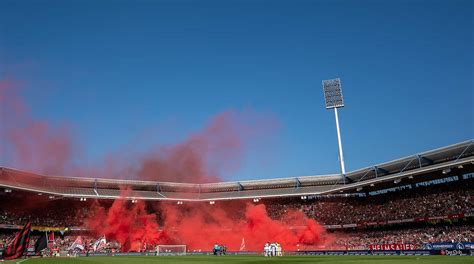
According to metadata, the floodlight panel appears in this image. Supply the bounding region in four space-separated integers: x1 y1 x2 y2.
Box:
322 78 344 109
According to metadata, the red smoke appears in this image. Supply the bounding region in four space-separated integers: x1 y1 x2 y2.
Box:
125 111 245 183
0 79 276 183
3 80 306 252
0 80 76 176
82 109 272 183
85 196 331 252
86 197 164 251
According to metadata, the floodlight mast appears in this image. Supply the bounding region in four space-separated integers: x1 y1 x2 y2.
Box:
322 78 346 182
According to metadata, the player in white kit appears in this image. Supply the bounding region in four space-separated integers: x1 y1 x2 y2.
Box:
269 243 276 257
276 242 282 256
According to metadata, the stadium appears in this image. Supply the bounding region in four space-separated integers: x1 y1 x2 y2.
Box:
0 140 473 263
1 1 473 264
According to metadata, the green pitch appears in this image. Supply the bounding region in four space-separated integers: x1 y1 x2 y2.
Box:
5 255 474 264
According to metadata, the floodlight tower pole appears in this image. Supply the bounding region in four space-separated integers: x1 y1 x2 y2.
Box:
333 107 346 175
322 78 347 182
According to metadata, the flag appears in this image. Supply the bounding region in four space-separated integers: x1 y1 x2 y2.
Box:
240 237 246 251
34 232 48 253
48 232 55 248
2 222 31 260
92 235 107 252
68 236 84 251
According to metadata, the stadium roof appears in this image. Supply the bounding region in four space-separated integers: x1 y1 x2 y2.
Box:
0 140 473 201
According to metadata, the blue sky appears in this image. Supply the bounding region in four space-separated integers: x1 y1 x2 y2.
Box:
0 0 472 181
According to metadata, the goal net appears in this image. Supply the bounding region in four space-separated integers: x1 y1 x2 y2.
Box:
156 245 187 256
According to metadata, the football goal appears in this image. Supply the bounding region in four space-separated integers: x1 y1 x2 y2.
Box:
156 245 187 256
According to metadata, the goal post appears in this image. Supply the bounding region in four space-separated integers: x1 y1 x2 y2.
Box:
156 245 187 256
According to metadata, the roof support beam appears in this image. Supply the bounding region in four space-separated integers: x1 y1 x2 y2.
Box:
373 166 388 178
93 179 99 196
417 154 433 168
357 168 372 182
399 158 416 175
295 178 302 189
455 142 473 162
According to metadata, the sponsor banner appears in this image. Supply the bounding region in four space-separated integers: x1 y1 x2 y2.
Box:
114 252 147 256
342 224 357 228
228 251 255 255
325 251 346 255
464 243 474 249
299 251 325 255
416 214 465 222
366 222 378 226
0 224 70 232
448 214 464 219
0 224 21 229
401 250 431 256
384 218 415 224
441 249 470 256
387 220 402 224
298 250 414 256
69 227 89 231
324 225 343 229
372 250 397 255
426 216 446 221
370 244 416 250
32 226 67 232
347 251 370 255
424 242 474 250
346 246 367 251
79 251 254 257
322 215 471 230
78 252 154 257
76 250 474 257
0 224 87 232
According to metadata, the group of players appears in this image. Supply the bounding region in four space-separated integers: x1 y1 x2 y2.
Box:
212 244 227 255
263 242 282 257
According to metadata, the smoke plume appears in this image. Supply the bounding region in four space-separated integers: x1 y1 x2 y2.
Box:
0 79 276 183
85 195 331 252
2 80 317 252
0 80 76 175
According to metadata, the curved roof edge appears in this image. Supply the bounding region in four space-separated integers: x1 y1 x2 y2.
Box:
0 139 472 200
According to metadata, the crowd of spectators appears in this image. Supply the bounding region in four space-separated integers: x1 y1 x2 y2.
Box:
332 225 473 250
0 181 472 255
266 189 473 225
2 189 470 228
0 233 13 249
0 206 89 227
1 178 472 228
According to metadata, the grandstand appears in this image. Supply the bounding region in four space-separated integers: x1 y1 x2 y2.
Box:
0 140 472 201
0 140 473 259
